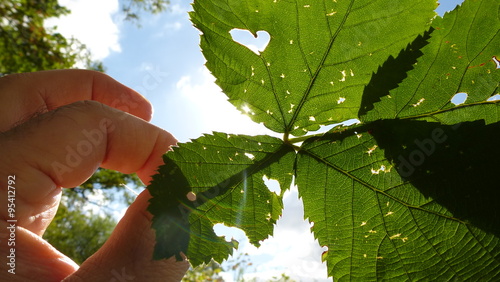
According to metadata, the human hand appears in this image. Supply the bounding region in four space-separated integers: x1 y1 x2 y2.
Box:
0 70 189 281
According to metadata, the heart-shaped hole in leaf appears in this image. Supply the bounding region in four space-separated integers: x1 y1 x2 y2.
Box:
230 29 270 55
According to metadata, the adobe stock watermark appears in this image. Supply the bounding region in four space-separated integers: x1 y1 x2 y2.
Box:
50 65 168 183
51 118 115 183
133 65 169 97
396 123 460 178
293 253 329 280
5 175 17 275
395 62 497 178
50 94 138 183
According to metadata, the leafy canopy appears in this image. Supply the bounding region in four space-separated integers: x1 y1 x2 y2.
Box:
0 0 85 74
0 0 172 75
148 0 500 279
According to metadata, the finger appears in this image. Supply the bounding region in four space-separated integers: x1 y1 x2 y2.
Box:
64 190 189 282
0 100 176 235
0 69 152 132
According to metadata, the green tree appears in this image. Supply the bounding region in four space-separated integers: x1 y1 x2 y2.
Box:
43 169 143 264
0 0 171 75
148 0 500 280
121 0 170 23
0 0 91 74
182 254 293 282
183 260 225 282
42 202 116 265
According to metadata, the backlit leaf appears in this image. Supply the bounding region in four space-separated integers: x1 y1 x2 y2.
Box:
190 0 436 136
148 0 500 279
297 120 500 279
148 133 295 265
361 0 500 124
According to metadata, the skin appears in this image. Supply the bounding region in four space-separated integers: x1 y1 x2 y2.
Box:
0 70 189 281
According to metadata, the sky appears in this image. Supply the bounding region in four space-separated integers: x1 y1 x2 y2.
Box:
46 0 465 280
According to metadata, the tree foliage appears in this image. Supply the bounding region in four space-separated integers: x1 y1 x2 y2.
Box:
42 203 116 265
121 0 170 23
0 0 171 75
0 0 89 74
43 169 142 263
148 0 500 280
183 260 224 282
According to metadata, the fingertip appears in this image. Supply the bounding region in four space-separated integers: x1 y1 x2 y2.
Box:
150 104 155 121
123 86 154 122
137 130 177 186
96 75 154 122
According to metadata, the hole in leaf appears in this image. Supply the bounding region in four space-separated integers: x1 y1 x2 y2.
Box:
493 56 500 69
487 94 500 101
230 29 270 55
244 153 255 160
451 92 468 105
309 118 361 135
321 246 329 262
412 98 425 107
213 223 245 242
371 165 387 174
241 104 251 113
263 175 281 195
344 119 361 126
435 0 465 16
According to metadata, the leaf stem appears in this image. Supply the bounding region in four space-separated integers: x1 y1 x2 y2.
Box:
288 132 327 144
283 132 290 143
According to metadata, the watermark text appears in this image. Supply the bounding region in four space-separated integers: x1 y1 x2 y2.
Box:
6 175 17 275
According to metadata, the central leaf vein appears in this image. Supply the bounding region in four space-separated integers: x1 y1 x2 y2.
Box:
286 0 355 133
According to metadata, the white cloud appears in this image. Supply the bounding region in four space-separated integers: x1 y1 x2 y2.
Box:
164 21 182 31
170 3 188 15
175 67 276 137
45 0 121 61
215 187 331 281
245 188 330 281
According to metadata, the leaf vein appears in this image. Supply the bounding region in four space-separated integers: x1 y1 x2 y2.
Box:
286 0 355 133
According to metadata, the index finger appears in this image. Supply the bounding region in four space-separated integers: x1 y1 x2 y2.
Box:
0 70 152 132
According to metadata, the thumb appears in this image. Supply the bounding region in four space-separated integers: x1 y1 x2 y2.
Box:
64 189 189 281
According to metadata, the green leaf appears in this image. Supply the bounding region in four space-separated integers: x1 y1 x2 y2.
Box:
148 133 295 265
297 120 500 280
190 0 436 136
148 0 500 279
362 0 500 124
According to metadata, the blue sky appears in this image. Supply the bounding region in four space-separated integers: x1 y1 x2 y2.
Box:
47 0 465 280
